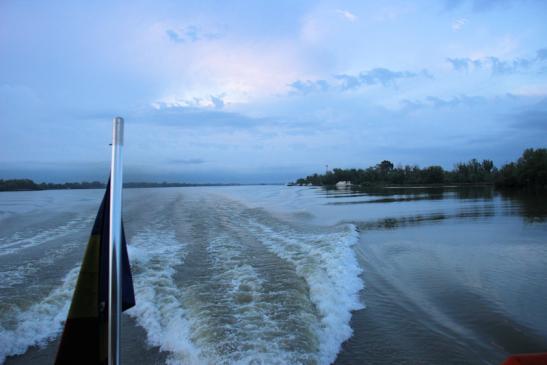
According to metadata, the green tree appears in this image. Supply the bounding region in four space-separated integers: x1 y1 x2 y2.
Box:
423 166 445 184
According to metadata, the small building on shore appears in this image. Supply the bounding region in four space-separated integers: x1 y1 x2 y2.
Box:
336 181 352 188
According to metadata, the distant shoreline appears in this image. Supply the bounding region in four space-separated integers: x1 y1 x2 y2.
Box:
291 148 547 190
290 182 495 189
0 179 281 192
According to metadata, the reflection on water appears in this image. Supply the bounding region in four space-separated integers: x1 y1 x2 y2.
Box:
498 189 547 223
319 185 547 225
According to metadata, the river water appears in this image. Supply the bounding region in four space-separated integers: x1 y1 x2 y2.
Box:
1 186 546 364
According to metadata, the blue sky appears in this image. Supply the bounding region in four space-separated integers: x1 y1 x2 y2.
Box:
1 0 546 183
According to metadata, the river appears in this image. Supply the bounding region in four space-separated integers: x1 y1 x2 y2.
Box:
1 186 546 364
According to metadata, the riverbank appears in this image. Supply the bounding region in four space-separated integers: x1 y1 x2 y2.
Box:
292 148 547 190
295 182 495 189
0 179 277 192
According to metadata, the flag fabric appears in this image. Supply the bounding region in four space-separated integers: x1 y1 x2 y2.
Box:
55 182 135 365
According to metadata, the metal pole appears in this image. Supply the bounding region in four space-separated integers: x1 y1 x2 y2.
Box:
109 117 124 365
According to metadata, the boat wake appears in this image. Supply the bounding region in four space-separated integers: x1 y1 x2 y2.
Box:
0 267 78 363
0 190 364 365
125 193 364 365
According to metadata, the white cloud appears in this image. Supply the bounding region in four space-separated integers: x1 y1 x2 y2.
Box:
452 18 468 31
336 9 357 22
131 22 312 109
152 95 221 110
512 84 547 97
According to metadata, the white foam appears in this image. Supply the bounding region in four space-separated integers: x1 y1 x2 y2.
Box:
199 236 299 364
250 222 364 365
1 236 86 290
0 266 79 364
0 216 92 257
126 228 202 365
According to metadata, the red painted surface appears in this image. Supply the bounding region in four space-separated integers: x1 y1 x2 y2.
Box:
502 353 547 365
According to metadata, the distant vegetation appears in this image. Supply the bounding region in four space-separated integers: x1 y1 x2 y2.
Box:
495 148 547 188
2 148 546 192
293 148 547 189
0 179 106 191
0 180 241 192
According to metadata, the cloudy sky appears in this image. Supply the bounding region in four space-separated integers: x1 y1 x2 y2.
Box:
1 0 546 183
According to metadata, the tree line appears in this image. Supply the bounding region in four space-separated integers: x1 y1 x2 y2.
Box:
293 148 547 189
0 180 244 192
0 179 107 191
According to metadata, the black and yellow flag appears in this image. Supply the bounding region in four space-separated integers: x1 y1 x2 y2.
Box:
55 182 135 365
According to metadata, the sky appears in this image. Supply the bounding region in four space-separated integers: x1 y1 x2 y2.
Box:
1 0 546 183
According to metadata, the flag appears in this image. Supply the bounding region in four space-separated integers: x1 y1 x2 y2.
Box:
55 181 135 365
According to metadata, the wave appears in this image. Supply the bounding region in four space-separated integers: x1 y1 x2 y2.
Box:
189 234 318 364
126 227 202 365
1 236 87 290
125 195 364 365
0 216 92 257
248 221 364 365
0 267 78 364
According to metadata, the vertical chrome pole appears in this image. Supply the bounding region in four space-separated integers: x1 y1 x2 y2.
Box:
109 117 124 365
